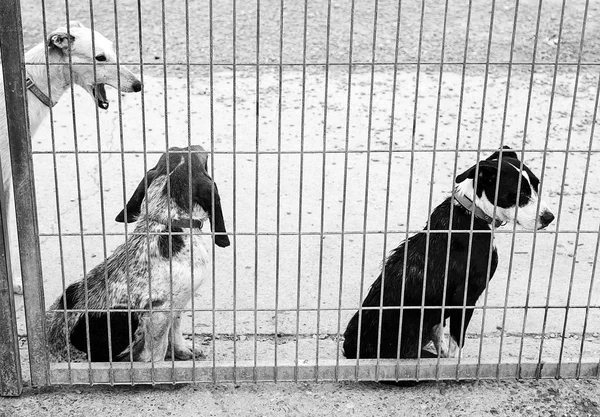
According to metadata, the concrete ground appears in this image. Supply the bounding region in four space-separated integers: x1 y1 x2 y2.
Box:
4 0 600 409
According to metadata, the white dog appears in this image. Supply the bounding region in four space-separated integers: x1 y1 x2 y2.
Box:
0 21 141 294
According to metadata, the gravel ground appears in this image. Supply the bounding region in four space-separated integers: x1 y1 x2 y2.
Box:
4 0 600 409
2 379 600 416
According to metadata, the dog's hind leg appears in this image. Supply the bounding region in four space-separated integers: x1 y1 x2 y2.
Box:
167 312 204 360
431 323 448 358
448 306 475 358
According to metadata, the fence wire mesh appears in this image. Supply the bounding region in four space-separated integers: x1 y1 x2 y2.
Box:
1 0 599 386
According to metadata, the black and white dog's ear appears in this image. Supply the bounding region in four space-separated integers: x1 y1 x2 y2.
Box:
47 28 75 51
115 169 158 223
486 145 519 163
455 165 476 184
455 160 502 185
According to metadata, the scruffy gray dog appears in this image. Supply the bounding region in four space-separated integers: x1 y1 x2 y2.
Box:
47 146 230 362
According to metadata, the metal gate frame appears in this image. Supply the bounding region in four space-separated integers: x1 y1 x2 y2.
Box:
1 0 48 394
0 153 22 397
2 0 600 393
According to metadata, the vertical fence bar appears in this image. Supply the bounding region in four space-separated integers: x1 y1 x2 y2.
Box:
575 73 600 379
273 0 283 383
293 0 309 383
387 0 424 380
410 0 428 381
209 0 218 384
578 223 600 378
517 0 550 375
253 0 261 384
88 0 115 384
232 0 239 384
314 0 333 382
355 0 379 380
159 0 177 383
456 0 496 379
537 0 570 371
184 0 197 385
506 0 543 378
334 0 356 382
436 0 472 379
383 0 402 381
110 0 131 377
0 0 50 388
490 0 523 380
60 6 94 384
135 0 157 384
427 0 450 381
0 171 22 396
38 0 73 383
555 0 590 378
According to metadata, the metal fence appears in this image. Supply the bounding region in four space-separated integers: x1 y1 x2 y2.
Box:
1 0 600 394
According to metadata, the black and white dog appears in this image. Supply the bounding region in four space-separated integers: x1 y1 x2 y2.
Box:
343 147 554 359
47 146 230 362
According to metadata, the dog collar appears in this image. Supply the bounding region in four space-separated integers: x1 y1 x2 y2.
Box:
168 218 204 230
453 192 505 228
26 75 58 108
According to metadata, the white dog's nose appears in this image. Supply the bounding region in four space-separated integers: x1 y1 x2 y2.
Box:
132 80 142 92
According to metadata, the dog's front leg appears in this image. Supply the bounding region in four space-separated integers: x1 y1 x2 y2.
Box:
135 311 172 362
167 312 204 360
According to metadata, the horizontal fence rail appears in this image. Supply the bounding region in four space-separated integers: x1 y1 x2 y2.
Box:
1 0 599 392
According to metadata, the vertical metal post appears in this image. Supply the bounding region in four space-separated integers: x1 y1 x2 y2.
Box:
0 0 49 388
0 172 22 396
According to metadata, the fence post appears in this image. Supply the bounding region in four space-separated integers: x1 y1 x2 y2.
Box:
0 0 50 388
0 176 22 396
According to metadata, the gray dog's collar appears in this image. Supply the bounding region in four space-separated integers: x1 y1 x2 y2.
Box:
453 192 505 228
26 75 57 108
167 218 204 230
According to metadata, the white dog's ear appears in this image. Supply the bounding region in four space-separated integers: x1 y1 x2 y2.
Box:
47 30 74 51
69 20 85 28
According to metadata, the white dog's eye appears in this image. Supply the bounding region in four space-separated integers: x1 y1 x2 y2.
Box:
95 54 106 62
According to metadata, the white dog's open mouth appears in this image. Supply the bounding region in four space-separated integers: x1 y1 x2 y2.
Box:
92 83 109 109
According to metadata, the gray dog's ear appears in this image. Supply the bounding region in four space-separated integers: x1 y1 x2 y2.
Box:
115 169 159 223
195 178 230 248
207 182 230 248
166 149 231 248
48 29 74 51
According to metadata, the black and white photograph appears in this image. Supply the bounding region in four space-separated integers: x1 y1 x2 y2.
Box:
1 0 599 415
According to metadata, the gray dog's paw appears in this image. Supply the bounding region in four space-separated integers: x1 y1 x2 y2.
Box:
167 342 204 360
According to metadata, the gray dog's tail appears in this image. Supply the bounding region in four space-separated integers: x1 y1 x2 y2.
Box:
46 295 82 361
